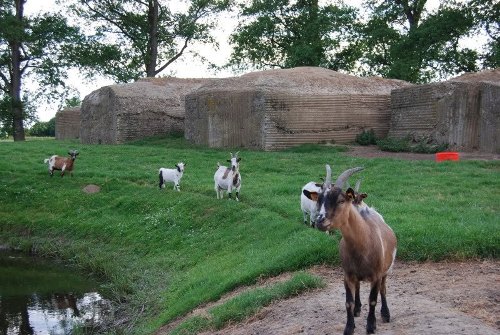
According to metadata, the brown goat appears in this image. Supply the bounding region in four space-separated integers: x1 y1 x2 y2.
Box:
303 165 397 335
44 150 79 177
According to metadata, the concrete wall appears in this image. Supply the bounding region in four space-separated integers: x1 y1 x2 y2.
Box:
55 107 80 140
185 67 411 151
80 78 211 144
389 69 500 153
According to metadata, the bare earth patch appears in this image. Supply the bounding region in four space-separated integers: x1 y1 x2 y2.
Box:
342 145 500 161
194 261 499 335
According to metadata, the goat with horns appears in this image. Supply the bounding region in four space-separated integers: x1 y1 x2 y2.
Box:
303 165 397 335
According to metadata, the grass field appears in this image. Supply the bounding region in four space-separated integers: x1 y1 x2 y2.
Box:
0 136 498 334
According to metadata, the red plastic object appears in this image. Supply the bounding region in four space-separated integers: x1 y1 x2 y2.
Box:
436 152 460 162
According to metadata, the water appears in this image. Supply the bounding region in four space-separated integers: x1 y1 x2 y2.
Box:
0 251 111 335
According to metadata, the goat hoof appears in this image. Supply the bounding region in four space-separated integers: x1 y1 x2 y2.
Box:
366 324 376 334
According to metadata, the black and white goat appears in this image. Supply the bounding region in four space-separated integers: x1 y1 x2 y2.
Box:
214 152 242 201
159 162 186 191
303 165 397 335
300 181 322 227
44 150 79 177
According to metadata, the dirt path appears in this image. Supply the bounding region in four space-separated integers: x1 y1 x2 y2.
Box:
195 261 499 335
342 145 500 161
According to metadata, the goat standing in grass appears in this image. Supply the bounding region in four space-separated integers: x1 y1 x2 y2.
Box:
300 181 322 227
159 162 185 191
214 152 242 201
44 150 79 177
303 165 397 335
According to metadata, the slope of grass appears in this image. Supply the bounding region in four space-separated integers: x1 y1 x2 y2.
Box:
0 137 498 334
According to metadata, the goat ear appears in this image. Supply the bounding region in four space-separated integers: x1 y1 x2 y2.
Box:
227 159 231 162
360 193 367 199
345 188 355 201
237 157 241 162
303 190 319 202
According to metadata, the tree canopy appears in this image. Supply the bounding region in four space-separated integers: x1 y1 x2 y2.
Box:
228 0 496 83
228 0 359 71
65 0 232 82
0 0 89 140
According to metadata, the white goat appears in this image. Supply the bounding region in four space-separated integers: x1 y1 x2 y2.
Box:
44 150 79 177
300 181 322 227
159 162 185 191
214 152 242 201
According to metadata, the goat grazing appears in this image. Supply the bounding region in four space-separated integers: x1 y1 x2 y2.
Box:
159 162 186 191
300 181 322 227
303 165 397 335
44 150 79 177
214 152 242 201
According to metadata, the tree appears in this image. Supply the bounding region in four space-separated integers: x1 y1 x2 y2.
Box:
66 0 232 81
350 0 478 83
469 0 499 68
0 0 94 141
28 117 55 137
228 0 359 71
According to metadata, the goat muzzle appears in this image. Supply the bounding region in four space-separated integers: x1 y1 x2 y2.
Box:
315 214 328 231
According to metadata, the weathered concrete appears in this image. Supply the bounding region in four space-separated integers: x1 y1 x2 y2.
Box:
55 107 80 140
80 77 212 144
389 68 500 153
185 67 411 151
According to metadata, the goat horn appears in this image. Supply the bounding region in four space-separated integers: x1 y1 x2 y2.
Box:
354 179 362 192
334 167 364 189
324 164 332 189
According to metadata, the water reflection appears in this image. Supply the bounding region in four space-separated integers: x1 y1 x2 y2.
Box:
0 252 111 334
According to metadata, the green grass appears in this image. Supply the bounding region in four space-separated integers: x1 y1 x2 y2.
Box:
1 136 499 334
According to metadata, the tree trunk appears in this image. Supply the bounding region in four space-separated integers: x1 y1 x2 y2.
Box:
145 0 159 77
11 0 26 141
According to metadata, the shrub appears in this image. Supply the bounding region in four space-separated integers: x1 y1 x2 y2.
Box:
355 129 377 145
28 118 55 137
377 136 448 153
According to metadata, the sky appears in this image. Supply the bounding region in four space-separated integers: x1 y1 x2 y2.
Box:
24 0 482 122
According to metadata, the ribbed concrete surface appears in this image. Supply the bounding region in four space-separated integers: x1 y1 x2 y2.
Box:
55 107 80 140
80 78 212 144
389 69 500 153
185 67 410 151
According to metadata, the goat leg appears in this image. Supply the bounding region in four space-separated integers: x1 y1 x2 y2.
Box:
354 281 361 317
366 280 380 334
380 275 390 322
343 279 356 335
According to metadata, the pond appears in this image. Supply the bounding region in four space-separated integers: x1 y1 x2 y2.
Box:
0 251 112 335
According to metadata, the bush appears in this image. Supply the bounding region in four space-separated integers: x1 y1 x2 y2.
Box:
377 137 411 152
28 118 55 137
377 136 448 153
355 129 377 145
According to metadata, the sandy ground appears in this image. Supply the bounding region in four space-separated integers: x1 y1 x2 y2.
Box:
158 261 499 335
343 145 500 161
157 146 499 335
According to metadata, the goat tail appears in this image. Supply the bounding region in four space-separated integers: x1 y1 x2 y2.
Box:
44 158 49 164
159 170 164 189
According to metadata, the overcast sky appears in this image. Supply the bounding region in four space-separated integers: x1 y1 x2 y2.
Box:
24 0 482 122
